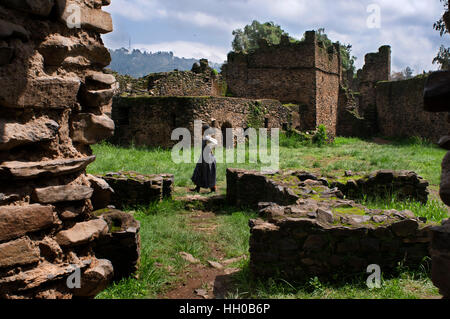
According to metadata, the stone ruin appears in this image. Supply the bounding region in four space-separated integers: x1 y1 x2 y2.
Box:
423 7 450 298
227 168 434 282
0 0 141 298
98 171 174 209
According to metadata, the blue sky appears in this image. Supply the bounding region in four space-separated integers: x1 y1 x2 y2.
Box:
102 0 449 73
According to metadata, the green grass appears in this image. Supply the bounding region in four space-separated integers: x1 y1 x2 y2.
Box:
89 136 445 187
90 136 446 299
360 195 449 223
227 263 439 299
96 200 211 299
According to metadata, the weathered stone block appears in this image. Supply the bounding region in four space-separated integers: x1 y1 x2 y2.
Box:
71 113 115 144
100 172 173 209
0 0 55 17
55 218 108 246
0 77 80 109
57 0 113 33
72 258 113 297
33 185 93 204
0 204 56 241
0 118 59 151
0 156 96 180
87 174 114 210
94 209 140 280
0 237 40 268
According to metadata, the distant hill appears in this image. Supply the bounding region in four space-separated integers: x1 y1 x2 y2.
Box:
108 48 222 78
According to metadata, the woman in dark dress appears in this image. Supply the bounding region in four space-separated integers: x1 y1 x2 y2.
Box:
191 125 218 193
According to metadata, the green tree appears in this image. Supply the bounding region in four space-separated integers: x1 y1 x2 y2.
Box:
231 20 295 53
433 0 450 70
314 28 357 74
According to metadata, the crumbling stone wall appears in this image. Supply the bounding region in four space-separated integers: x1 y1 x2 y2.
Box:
222 31 341 136
0 0 130 299
357 46 391 134
376 75 449 142
147 59 224 97
111 96 290 148
226 169 434 282
99 171 174 209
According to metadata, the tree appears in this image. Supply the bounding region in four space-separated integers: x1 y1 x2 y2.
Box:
433 0 450 70
314 28 357 74
231 20 294 53
231 23 356 74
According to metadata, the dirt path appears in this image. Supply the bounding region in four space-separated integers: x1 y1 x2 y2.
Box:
160 206 242 299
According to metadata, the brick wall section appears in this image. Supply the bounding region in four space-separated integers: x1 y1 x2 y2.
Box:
222 31 341 136
111 96 291 148
376 76 449 142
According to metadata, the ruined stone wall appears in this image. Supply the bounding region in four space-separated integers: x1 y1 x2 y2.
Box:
226 169 433 282
336 87 368 137
147 60 225 97
357 46 391 134
222 31 341 135
376 76 449 142
111 96 290 148
0 0 120 298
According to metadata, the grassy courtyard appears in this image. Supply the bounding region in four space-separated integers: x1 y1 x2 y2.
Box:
87 137 448 299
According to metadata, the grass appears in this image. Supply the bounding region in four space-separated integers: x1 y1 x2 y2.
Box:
89 136 446 187
227 263 439 299
90 136 447 299
96 200 211 299
360 195 449 223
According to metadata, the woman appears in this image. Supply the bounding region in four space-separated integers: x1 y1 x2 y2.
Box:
191 124 218 193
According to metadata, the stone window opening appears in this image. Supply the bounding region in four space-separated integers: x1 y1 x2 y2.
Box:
264 117 269 128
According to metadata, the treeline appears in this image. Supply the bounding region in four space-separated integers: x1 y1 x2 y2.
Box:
108 48 221 78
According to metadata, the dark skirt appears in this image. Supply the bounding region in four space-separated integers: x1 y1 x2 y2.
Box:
191 158 216 189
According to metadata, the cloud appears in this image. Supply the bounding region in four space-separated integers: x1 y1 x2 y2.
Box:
133 41 229 63
104 0 448 73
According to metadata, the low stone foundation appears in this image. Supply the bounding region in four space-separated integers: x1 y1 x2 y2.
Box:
227 169 435 282
99 171 174 209
330 170 429 204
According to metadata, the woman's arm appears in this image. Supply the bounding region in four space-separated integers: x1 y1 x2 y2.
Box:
205 135 218 146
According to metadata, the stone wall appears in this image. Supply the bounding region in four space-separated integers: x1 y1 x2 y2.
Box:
111 96 290 148
226 169 434 282
376 76 449 142
356 46 391 135
147 59 224 97
0 0 137 299
336 87 368 137
222 31 341 136
99 171 174 209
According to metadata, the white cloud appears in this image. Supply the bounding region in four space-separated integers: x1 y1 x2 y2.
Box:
133 41 229 63
104 0 448 73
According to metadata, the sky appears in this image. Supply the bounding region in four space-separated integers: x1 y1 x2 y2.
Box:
102 0 449 74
